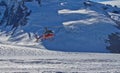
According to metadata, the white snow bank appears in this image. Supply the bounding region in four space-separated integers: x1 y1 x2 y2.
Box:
63 18 99 25
58 9 95 14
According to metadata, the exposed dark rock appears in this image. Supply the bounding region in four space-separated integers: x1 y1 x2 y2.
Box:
106 32 120 53
0 0 32 34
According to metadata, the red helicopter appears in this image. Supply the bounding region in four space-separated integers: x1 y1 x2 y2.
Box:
35 27 54 42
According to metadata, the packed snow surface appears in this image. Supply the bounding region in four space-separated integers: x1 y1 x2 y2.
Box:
0 44 120 73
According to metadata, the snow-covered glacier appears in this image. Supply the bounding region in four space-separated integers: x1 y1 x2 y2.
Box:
0 0 120 72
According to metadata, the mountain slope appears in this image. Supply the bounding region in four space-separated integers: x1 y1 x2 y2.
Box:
0 0 120 52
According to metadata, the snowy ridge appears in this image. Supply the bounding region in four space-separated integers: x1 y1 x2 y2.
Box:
100 0 120 7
